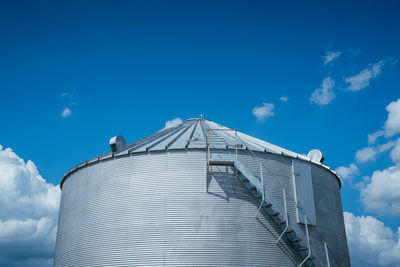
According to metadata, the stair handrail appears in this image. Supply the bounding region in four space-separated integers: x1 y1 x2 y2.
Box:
206 127 340 266
234 133 340 267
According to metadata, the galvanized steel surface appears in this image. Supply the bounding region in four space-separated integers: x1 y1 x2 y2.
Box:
55 118 349 266
55 151 303 266
60 118 340 189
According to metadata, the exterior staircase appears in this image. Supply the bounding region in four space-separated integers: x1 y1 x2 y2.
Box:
209 159 316 267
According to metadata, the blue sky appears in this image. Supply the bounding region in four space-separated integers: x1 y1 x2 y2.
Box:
1 1 400 266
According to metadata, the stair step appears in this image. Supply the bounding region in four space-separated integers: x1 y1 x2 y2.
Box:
227 159 312 263
209 160 235 166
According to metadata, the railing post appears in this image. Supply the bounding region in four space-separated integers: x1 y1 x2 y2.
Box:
324 242 331 267
260 162 264 199
298 214 311 267
207 129 210 169
207 129 210 193
276 187 288 243
235 130 238 162
256 162 265 217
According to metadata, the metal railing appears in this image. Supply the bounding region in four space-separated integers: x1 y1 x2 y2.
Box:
276 187 288 243
205 126 339 267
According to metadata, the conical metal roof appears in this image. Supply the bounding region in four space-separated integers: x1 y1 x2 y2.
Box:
62 117 338 186
112 118 309 159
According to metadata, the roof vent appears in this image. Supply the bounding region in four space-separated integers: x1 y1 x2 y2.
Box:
109 136 126 153
307 149 325 163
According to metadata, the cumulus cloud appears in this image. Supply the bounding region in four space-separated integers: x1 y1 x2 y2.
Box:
355 142 395 163
60 107 71 118
335 163 359 181
323 50 342 65
345 60 385 92
252 103 275 121
368 130 384 144
344 212 400 267
162 118 183 130
384 98 400 137
360 165 400 216
279 95 289 102
367 99 400 143
310 77 336 106
0 145 60 266
355 147 377 163
390 138 400 163
60 92 77 119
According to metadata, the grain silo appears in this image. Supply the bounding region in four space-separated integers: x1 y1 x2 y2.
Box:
54 118 350 266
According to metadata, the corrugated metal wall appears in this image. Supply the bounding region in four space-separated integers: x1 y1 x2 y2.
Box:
55 149 349 266
311 165 350 266
55 151 301 266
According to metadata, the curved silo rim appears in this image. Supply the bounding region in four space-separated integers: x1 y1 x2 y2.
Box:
60 146 341 190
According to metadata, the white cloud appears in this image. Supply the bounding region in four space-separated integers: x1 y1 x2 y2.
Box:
360 165 400 216
355 142 395 163
368 130 384 144
345 60 385 92
335 163 359 181
390 138 400 164
252 103 275 121
344 212 400 267
0 145 60 266
378 141 396 153
384 98 400 137
60 107 71 118
355 147 377 163
162 118 183 130
323 50 342 65
389 57 399 65
310 77 336 106
279 95 289 102
60 92 73 98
